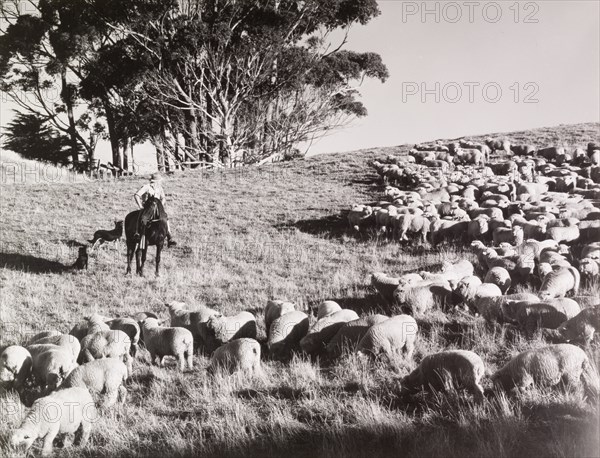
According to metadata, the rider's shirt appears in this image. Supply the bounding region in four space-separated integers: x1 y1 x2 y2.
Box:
135 183 166 205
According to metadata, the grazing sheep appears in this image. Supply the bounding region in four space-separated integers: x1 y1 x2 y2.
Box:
69 314 110 341
516 298 581 333
0 346 32 391
264 300 296 333
539 266 580 299
141 318 194 371
578 258 599 283
492 225 524 246
546 225 580 244
491 344 600 400
357 315 418 361
371 272 400 302
29 334 81 362
165 301 222 347
317 301 343 319
396 214 430 243
348 205 373 232
326 315 389 358
484 267 512 294
401 350 485 401
467 216 490 241
62 358 128 408
476 293 540 323
80 329 132 374
267 311 310 360
105 318 141 358
393 280 453 314
202 312 257 353
209 338 261 375
430 219 469 246
27 330 61 344
10 387 96 457
300 309 359 355
28 345 78 392
439 260 475 283
454 278 502 311
558 305 600 345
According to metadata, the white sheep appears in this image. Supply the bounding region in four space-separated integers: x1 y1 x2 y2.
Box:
539 266 580 299
484 266 512 294
27 344 78 392
209 338 261 375
371 272 400 303
300 309 359 355
105 318 141 357
546 225 580 244
80 329 132 374
27 330 61 344
10 387 96 456
393 280 453 314
491 344 600 400
62 358 128 408
357 315 418 361
0 346 32 391
264 300 296 333
69 314 110 341
141 318 194 371
202 311 257 353
317 300 343 319
326 314 389 358
29 334 81 362
558 305 600 345
516 298 581 333
476 293 540 323
401 350 485 401
454 277 502 311
267 311 310 360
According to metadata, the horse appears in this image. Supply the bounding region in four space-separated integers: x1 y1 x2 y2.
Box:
124 196 168 276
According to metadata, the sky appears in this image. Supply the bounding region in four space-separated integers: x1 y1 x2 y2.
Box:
1 0 599 167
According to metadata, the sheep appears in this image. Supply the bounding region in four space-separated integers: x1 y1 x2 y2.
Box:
27 330 61 344
105 318 141 357
267 311 310 360
371 272 400 302
467 216 490 241
393 280 453 314
300 309 359 355
558 305 600 345
264 300 296 333
482 259 510 285
317 300 343 319
62 358 128 408
10 387 96 457
209 338 261 375
492 225 524 246
29 334 81 362
80 329 132 374
28 345 78 392
578 258 599 283
454 277 502 311
438 259 475 283
491 344 599 400
539 266 580 299
165 301 221 339
430 219 469 246
516 298 581 334
546 225 580 244
357 315 418 361
202 311 257 353
0 346 32 391
69 314 110 341
580 242 600 260
395 214 430 243
348 205 373 232
401 350 485 401
475 293 540 323
141 318 194 371
326 314 389 359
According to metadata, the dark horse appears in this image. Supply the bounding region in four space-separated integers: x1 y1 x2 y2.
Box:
125 196 168 276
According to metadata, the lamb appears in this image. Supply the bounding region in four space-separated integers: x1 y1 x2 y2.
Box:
516 298 581 334
0 346 32 391
141 318 194 371
357 315 418 361
267 311 310 360
105 318 141 357
491 344 600 400
401 350 485 401
326 314 389 359
538 266 580 299
69 314 110 341
28 345 78 392
209 338 261 375
300 309 359 355
264 300 296 333
484 267 512 294
558 305 600 345
62 358 128 408
10 387 96 457
29 334 81 362
317 300 343 319
393 280 453 314
80 328 132 374
202 311 257 353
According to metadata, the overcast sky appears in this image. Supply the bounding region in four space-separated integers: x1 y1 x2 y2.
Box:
1 1 599 165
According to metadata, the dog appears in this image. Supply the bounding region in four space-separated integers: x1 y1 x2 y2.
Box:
71 246 88 270
89 220 124 250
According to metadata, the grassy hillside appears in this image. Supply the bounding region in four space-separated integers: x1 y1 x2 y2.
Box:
1 122 599 457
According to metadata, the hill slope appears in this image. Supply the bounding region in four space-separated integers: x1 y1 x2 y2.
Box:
0 122 599 457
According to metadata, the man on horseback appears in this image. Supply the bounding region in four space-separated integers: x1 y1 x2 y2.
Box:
134 173 177 247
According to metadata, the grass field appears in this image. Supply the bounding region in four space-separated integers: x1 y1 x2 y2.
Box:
1 122 599 457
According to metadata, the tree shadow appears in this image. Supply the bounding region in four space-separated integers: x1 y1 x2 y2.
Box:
0 252 68 274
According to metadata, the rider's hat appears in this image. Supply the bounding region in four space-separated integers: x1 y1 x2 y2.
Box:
149 172 162 182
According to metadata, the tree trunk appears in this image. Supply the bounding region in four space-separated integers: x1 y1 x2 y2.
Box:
103 97 122 169
186 109 200 161
60 69 80 167
123 137 133 172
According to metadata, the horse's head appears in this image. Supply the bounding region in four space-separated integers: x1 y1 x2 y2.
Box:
140 196 164 226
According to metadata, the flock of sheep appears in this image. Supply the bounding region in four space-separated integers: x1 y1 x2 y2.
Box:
2 136 600 455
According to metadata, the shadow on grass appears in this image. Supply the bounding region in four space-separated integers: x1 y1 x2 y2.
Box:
0 252 68 274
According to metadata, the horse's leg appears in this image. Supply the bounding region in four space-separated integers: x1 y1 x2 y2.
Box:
155 243 163 277
136 246 143 276
126 242 134 274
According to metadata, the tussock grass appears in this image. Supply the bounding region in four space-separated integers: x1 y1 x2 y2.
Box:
1 123 599 457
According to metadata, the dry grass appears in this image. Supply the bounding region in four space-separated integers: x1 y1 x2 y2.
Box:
0 122 599 457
